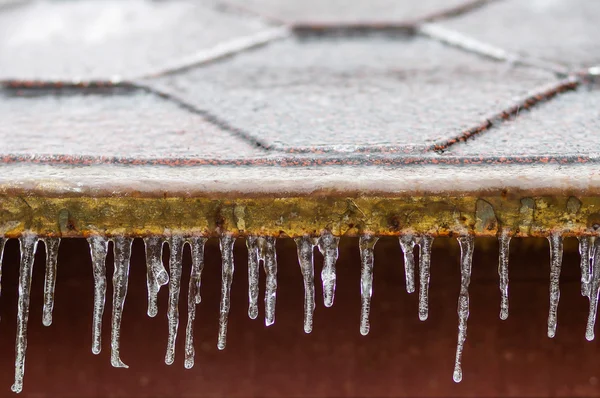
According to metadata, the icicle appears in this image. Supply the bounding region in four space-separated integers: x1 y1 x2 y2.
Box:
418 236 433 321
217 234 235 350
165 236 184 365
579 236 592 298
0 237 5 322
399 235 416 294
144 236 169 318
246 236 259 320
88 236 108 355
547 233 563 338
11 235 38 394
359 234 379 336
318 231 340 308
110 236 132 368
41 238 60 327
184 237 207 369
261 237 278 327
295 236 317 333
498 231 511 321
585 238 600 341
453 235 474 383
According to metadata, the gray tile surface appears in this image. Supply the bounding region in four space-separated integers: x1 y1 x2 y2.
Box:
150 35 555 152
0 0 270 80
223 0 482 24
0 88 263 158
438 0 600 70
446 85 600 156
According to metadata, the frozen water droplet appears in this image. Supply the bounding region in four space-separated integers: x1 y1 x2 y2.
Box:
453 235 474 384
41 238 60 327
218 235 235 350
88 236 108 355
165 236 184 365
359 234 378 336
418 236 433 321
185 237 207 369
246 236 259 320
399 235 416 294
110 237 132 368
0 236 5 322
579 236 592 298
295 236 317 334
498 231 511 321
144 236 168 318
11 235 38 394
260 237 278 327
547 233 563 338
586 238 600 341
318 231 339 308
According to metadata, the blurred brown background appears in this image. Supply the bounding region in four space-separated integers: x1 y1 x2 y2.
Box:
0 237 598 397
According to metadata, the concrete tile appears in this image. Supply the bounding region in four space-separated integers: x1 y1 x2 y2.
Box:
150 35 556 152
0 87 264 159
446 85 600 156
0 0 270 80
437 0 600 70
222 0 484 24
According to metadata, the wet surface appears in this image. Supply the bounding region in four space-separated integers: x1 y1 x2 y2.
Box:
0 237 599 397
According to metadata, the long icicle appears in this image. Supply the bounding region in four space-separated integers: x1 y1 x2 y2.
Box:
11 235 38 394
579 236 592 298
295 236 317 334
263 237 278 327
185 237 207 369
359 234 379 336
217 234 235 350
418 236 434 321
144 236 169 318
110 236 132 368
547 232 563 338
165 236 184 365
453 235 474 383
318 231 340 308
41 238 60 327
246 236 259 320
0 237 5 322
498 231 511 321
586 238 600 341
399 235 416 294
88 236 108 355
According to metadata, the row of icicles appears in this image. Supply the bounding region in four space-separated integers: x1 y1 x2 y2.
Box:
0 232 598 393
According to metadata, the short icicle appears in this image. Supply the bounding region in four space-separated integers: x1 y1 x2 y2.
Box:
261 237 278 327
88 236 108 355
185 237 207 369
110 237 133 368
418 236 434 321
359 234 379 336
11 235 38 394
0 237 5 321
318 231 340 308
246 236 260 320
144 236 169 318
547 232 564 338
41 238 60 327
399 235 416 294
578 236 592 298
453 235 474 383
295 236 317 333
585 238 600 341
217 234 235 350
498 231 511 321
165 236 184 365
